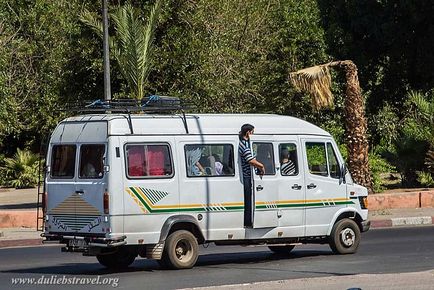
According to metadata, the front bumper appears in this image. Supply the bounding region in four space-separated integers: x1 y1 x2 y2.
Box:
361 219 371 232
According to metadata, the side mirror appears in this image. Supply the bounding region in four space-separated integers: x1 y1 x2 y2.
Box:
339 164 346 184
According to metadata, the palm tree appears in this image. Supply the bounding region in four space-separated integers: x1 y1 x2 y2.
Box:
80 0 162 100
290 60 372 193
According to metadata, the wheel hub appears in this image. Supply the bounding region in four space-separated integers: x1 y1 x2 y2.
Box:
340 228 355 247
175 240 191 260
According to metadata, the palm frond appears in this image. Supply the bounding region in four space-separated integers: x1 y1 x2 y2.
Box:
80 1 163 100
137 0 163 99
289 65 333 110
79 9 104 37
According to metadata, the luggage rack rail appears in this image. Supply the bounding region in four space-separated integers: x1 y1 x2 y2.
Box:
62 95 193 134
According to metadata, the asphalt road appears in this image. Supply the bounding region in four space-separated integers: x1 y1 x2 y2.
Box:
1 226 434 289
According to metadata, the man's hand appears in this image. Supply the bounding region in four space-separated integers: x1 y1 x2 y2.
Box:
250 159 265 176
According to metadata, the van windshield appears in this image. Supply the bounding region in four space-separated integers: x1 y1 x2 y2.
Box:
51 145 76 179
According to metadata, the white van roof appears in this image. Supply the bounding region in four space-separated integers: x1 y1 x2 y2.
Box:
56 114 330 138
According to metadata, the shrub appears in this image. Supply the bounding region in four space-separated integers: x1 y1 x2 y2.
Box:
369 151 396 193
417 171 434 187
2 149 41 189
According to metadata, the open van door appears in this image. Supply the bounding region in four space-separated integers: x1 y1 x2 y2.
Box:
251 139 279 228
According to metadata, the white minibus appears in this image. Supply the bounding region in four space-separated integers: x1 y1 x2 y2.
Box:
43 112 370 269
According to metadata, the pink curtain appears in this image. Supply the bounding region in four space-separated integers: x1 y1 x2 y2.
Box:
128 146 145 176
147 146 165 176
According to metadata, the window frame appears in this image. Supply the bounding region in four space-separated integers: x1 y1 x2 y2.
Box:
50 144 77 179
252 142 276 176
326 142 341 179
78 144 106 180
305 141 329 177
278 143 299 177
124 142 175 180
184 143 235 178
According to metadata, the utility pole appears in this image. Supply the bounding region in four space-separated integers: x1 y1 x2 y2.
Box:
102 0 111 101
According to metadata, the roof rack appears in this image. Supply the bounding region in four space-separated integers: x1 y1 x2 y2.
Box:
63 95 193 134
65 95 191 113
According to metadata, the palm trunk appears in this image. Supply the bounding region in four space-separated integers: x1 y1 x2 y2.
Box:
329 60 373 193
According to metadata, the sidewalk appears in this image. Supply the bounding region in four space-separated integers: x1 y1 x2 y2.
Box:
1 187 434 248
0 227 42 248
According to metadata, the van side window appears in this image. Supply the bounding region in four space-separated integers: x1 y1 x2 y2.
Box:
126 144 173 178
306 142 328 177
253 143 275 175
51 145 76 179
185 144 234 177
327 143 341 179
79 144 105 179
279 143 298 176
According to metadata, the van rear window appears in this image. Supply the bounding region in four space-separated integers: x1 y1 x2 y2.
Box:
79 144 105 179
51 145 76 179
126 144 173 178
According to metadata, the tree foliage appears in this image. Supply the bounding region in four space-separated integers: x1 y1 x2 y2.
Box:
0 0 433 189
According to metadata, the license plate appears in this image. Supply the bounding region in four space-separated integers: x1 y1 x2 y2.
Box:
68 239 87 248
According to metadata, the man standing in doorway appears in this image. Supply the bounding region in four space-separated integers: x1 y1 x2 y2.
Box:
239 124 265 228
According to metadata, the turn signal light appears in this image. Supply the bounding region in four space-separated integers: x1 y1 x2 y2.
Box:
359 196 368 209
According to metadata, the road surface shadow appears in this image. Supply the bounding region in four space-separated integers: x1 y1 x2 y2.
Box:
196 249 333 267
1 249 332 275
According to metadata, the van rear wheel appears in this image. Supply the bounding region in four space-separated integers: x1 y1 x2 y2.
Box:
161 230 198 269
96 247 136 269
268 245 295 255
329 218 361 254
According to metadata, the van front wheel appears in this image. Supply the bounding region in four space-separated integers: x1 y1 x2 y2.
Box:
161 230 199 269
329 218 360 254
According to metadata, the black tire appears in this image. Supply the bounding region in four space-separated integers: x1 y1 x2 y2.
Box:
161 230 199 269
329 218 361 254
268 245 295 255
96 247 137 269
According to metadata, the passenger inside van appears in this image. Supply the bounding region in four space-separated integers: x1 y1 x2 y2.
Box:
280 149 296 176
80 145 104 178
186 147 206 176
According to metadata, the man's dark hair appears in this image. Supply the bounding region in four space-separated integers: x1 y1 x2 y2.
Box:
239 124 254 140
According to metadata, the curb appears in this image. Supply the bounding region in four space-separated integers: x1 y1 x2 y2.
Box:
371 216 434 228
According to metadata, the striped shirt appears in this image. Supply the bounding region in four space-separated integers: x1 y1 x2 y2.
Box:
281 160 296 175
239 138 254 178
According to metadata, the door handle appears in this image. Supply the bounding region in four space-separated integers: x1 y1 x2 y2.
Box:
256 185 264 191
307 183 317 189
291 184 302 190
75 190 84 195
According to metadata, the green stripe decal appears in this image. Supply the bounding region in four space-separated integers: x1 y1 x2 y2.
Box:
128 187 354 214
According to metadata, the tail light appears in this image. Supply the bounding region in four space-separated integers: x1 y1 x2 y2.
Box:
103 191 109 214
42 192 47 213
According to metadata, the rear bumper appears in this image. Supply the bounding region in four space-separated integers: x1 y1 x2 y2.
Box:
361 219 371 232
42 232 127 251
